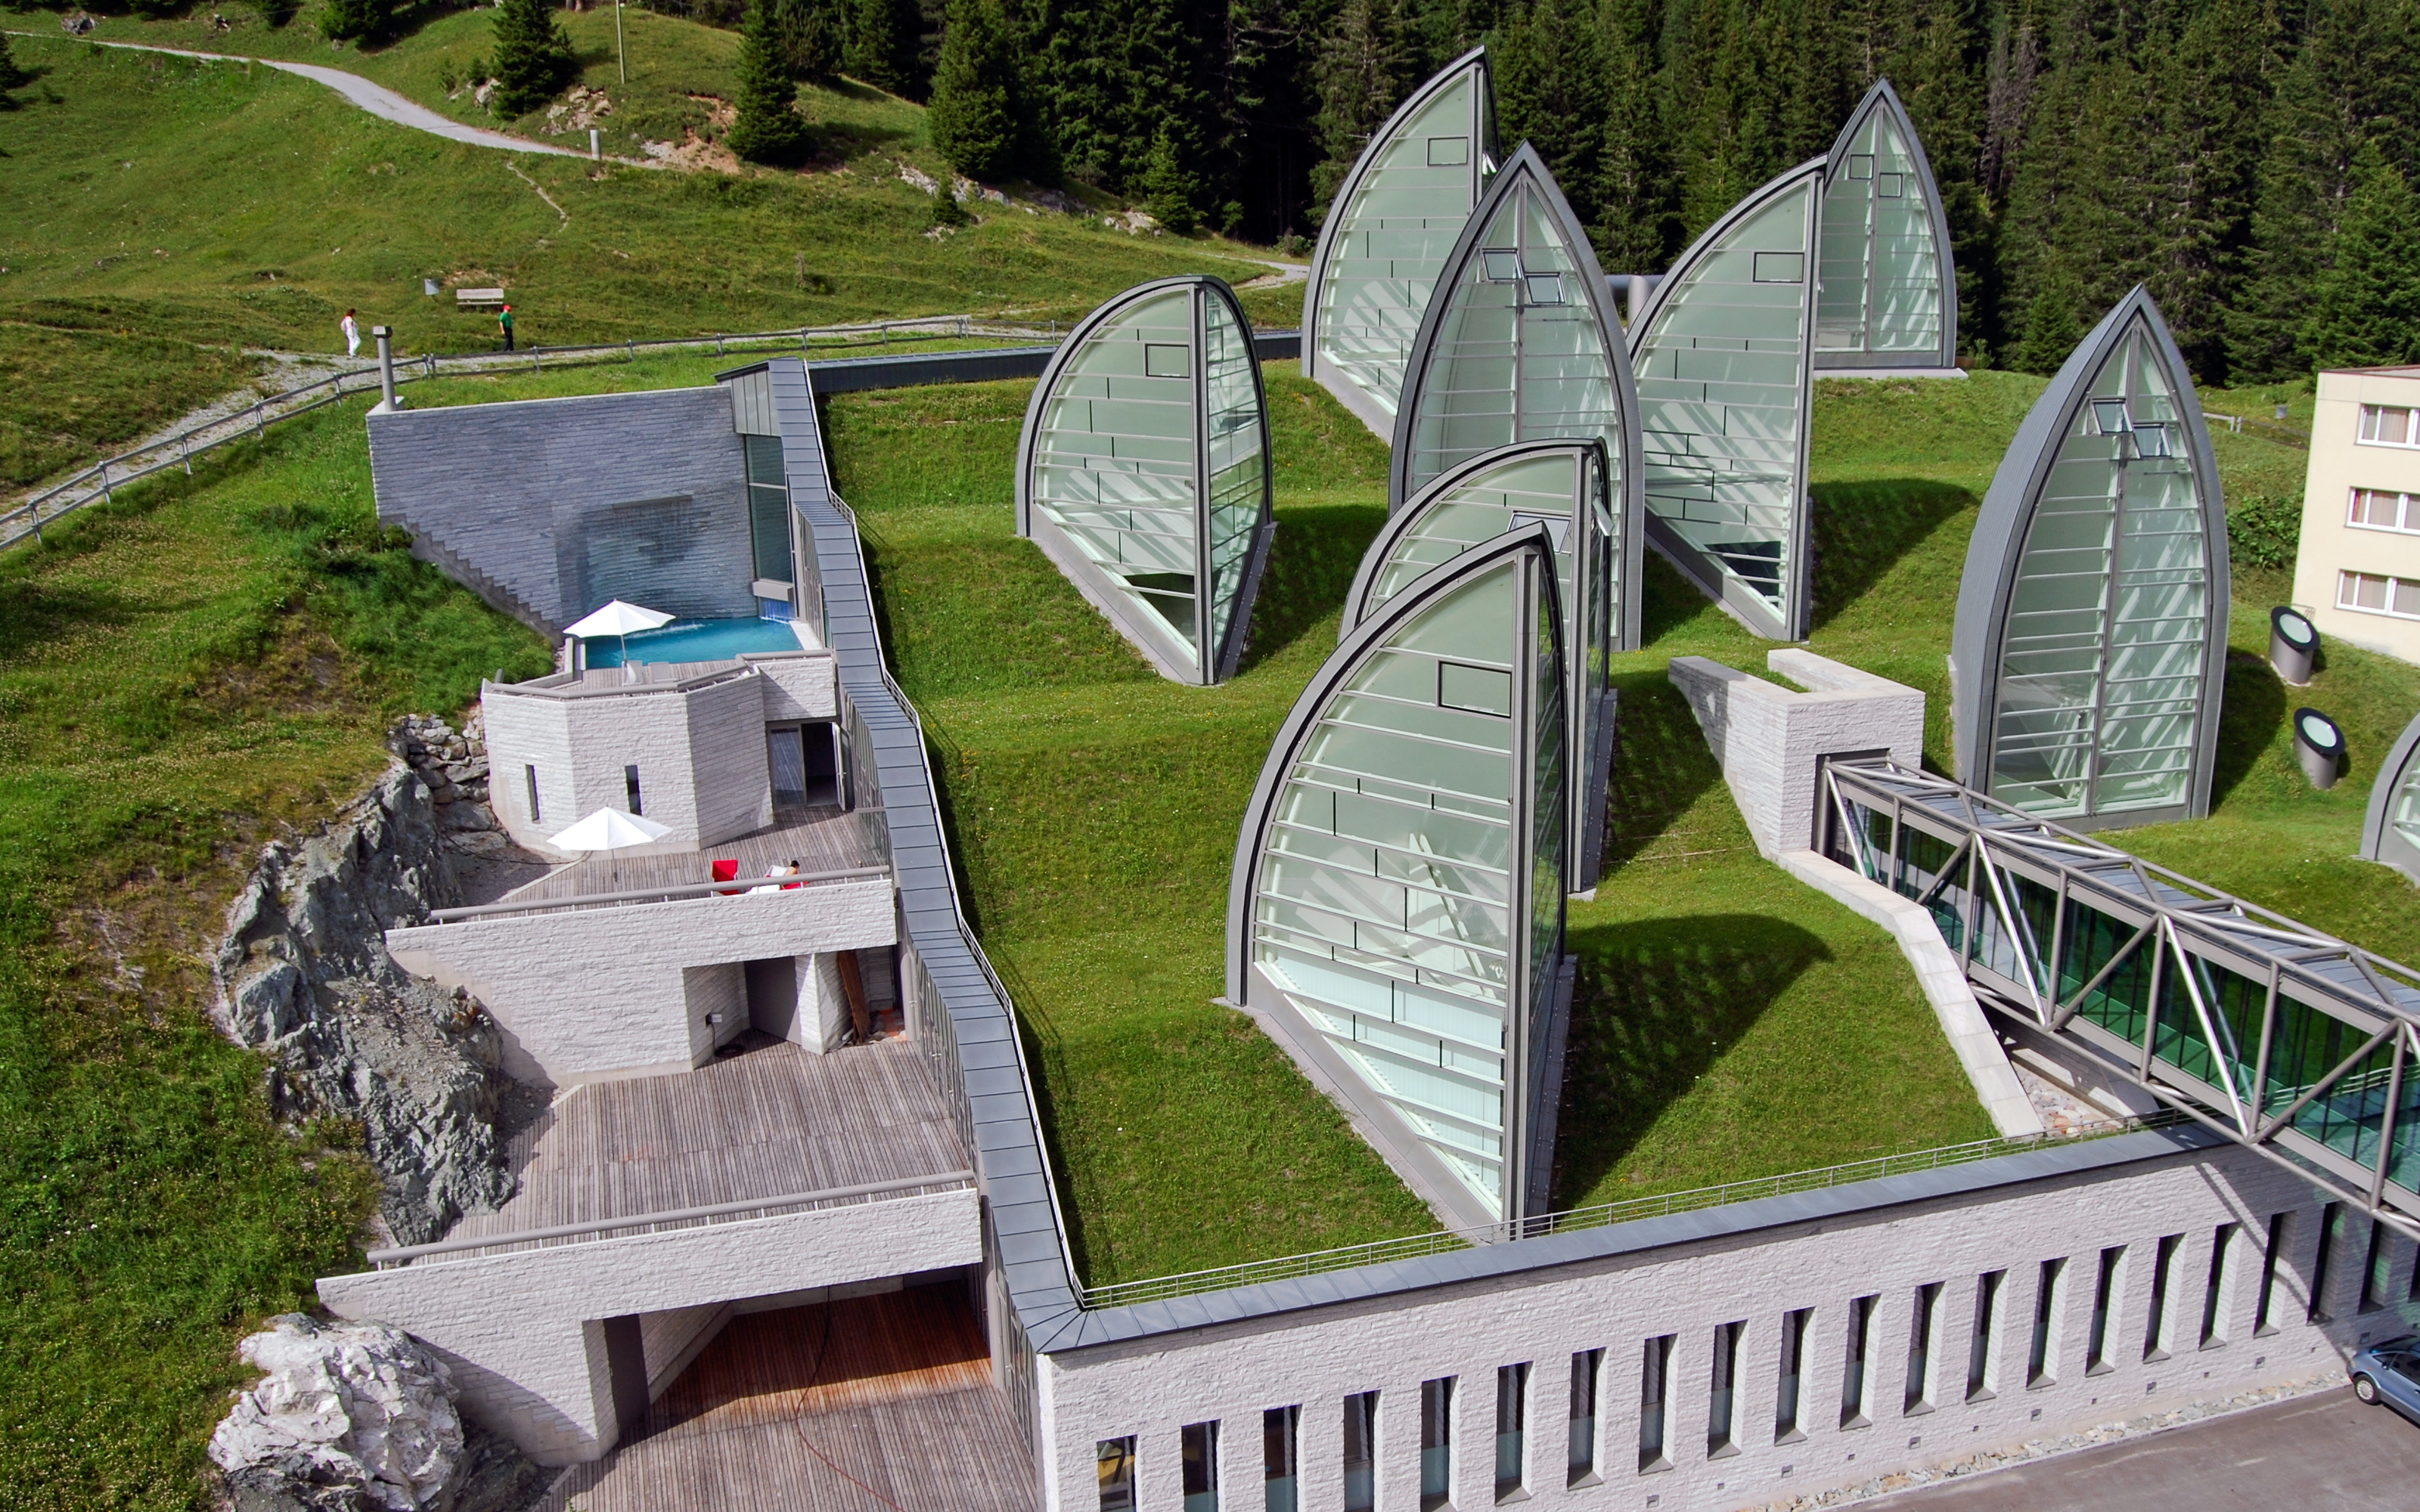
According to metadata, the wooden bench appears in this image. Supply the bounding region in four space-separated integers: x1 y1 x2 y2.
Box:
455 287 507 311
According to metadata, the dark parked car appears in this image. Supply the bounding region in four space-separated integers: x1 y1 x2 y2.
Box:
2350 1337 2420 1424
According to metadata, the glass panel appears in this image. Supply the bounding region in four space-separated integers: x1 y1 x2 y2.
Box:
2150 950 2263 1104
1254 552 1566 1219
744 433 793 582
1817 94 1947 361
1264 1406 1300 1512
1421 1377 1453 1509
1495 1363 1527 1498
1988 323 2209 820
1202 293 1268 667
2058 897 2155 1046
1637 1336 1670 1470
1032 288 1206 660
1099 1436 1137 1512
1315 60 1491 420
1566 1350 1599 1481
1635 171 1815 627
1343 1393 1378 1512
1402 172 1628 542
2263 997 2400 1176
1184 1421 1220 1512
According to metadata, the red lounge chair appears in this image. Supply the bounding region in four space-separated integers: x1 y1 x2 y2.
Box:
712 859 740 895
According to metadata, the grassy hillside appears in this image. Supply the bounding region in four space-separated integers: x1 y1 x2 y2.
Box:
0 30 1292 484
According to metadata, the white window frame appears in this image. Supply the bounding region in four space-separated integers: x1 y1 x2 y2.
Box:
2357 404 2420 448
2347 488 2420 534
2338 569 2420 621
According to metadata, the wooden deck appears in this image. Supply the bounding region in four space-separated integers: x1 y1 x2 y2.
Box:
503 807 887 903
433 1040 966 1258
547 1287 1038 1512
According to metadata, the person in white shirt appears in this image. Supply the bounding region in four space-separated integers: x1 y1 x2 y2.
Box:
341 309 361 358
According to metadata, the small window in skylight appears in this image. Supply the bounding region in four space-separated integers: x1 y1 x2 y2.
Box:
1438 661 1514 717
1481 249 1525 284
1848 154 1875 179
2133 423 2171 457
1876 172 1906 198
2090 398 2133 435
1144 343 1191 379
1751 252 1805 284
1524 273 1565 305
1428 135 1471 167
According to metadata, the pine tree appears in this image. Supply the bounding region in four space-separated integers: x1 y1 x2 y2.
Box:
1495 0 1612 227
490 0 579 118
927 0 1026 180
319 0 396 43
2301 143 2420 367
1140 126 1204 230
775 0 843 82
1308 0 1415 215
845 0 917 93
729 0 818 164
2011 262 2087 374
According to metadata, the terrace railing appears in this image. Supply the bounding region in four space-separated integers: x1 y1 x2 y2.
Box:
2 314 1063 551
1075 1114 2186 1310
426 861 894 923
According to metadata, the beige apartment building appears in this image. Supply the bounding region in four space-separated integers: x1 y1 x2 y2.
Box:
2294 364 2420 664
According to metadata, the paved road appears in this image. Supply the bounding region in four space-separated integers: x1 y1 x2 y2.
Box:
9 33 591 158
1873 1387 2420 1510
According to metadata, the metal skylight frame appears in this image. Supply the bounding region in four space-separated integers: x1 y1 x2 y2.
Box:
2361 709 2420 884
1949 285 2229 828
1629 157 1826 642
1301 48 1500 439
1227 525 1571 1230
1823 758 2420 1238
1016 275 1276 686
1387 142 1637 519
1342 438 1631 890
1813 78 1959 372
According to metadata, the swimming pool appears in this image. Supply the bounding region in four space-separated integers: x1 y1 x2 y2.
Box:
582 618 811 668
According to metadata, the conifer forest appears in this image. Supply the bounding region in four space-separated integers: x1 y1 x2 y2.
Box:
699 0 2420 380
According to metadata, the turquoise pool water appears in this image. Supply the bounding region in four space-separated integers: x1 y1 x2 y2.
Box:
584 618 808 668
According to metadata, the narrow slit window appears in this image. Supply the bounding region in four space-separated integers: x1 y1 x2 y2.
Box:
2142 1232 2178 1350
1420 1377 1453 1510
1776 1308 1810 1441
1495 1362 1528 1500
2256 1212 2288 1335
2361 1219 2391 1312
1263 1405 1300 1512
2202 1223 2236 1346
1567 1349 1601 1485
525 764 541 823
1098 1436 1138 1512
1183 1421 1220 1512
1344 1393 1378 1512
1904 1284 1941 1414
1639 1335 1673 1471
1967 1271 2004 1402
2310 1204 2341 1324
2028 1259 2065 1388
2086 1246 2124 1374
1708 1321 1742 1455
1841 1295 1876 1427
624 763 643 817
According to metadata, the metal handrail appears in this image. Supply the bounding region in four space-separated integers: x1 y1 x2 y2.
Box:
366 1168 976 1266
2 314 1066 549
1075 1113 2187 1311
427 863 892 922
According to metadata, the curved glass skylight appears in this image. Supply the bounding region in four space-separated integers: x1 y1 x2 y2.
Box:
1228 527 1567 1227
1344 439 1624 888
2364 711 2420 884
1950 286 2229 826
1815 79 1956 370
1390 144 1634 525
1302 48 1498 438
1630 159 1823 641
1016 277 1274 685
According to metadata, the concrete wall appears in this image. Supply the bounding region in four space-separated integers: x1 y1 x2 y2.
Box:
385 880 897 1085
2293 367 2420 666
368 386 756 634
1668 649 1925 857
1037 1139 2390 1512
482 663 821 856
318 1187 982 1465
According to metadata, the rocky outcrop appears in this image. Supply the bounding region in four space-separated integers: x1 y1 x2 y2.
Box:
210 1315 550 1512
214 732 517 1247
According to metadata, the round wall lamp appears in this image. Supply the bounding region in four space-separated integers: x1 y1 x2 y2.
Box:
2294 707 2344 789
2272 606 2319 686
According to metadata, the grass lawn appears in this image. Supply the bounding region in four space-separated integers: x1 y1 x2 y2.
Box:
0 399 548 1507
0 29 1290 480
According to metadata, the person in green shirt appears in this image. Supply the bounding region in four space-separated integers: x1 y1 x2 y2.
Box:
498 303 516 352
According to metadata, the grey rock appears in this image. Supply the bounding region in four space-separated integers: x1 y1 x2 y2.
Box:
214 762 521 1245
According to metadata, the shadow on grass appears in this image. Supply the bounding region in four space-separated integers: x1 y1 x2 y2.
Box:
0 577 136 662
1597 674 1724 875
2211 647 2290 810
1807 479 1973 634
1237 501 1385 674
1550 912 1832 1206
1636 548 1738 646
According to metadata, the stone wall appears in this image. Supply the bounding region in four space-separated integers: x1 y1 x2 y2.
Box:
213 744 525 1247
